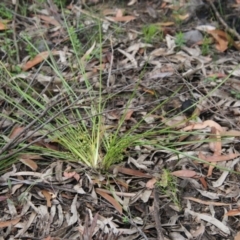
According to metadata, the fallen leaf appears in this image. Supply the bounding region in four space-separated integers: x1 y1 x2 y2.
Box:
20 158 38 171
199 152 240 162
199 177 208 189
171 170 197 178
146 178 157 189
36 14 61 26
41 190 52 207
96 188 122 214
117 167 152 178
184 196 230 206
63 171 80 181
234 231 240 240
226 209 240 216
124 110 134 120
183 120 223 133
106 16 136 22
22 50 60 71
207 29 230 52
9 126 25 139
0 22 7 30
128 0 137 6
115 9 123 18
207 163 216 177
0 217 21 228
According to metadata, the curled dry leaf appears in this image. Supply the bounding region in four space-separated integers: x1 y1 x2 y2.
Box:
199 151 240 162
207 29 230 52
182 120 223 133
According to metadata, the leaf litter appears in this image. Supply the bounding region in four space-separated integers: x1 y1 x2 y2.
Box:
1 0 240 239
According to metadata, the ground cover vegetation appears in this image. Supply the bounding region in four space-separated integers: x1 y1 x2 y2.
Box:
1 0 240 239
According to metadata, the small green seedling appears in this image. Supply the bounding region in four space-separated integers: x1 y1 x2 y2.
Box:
201 36 212 56
230 90 240 99
122 216 130 224
142 24 161 43
0 3 13 19
175 32 186 48
156 169 180 208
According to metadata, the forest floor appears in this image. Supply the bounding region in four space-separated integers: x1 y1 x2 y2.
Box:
1 0 240 239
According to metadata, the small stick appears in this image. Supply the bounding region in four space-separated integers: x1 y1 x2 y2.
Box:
207 0 240 41
153 187 165 240
12 0 20 63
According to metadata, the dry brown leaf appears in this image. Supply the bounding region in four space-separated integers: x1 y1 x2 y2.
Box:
128 0 137 6
173 13 189 21
235 231 240 240
183 120 223 133
199 177 208 189
106 16 136 22
0 196 7 202
184 197 230 206
117 167 152 178
63 171 80 181
207 163 216 177
81 42 96 63
9 126 25 139
35 14 61 26
95 188 122 214
115 9 123 18
0 22 7 30
199 151 240 162
226 209 240 216
171 170 197 178
146 178 157 189
124 110 134 120
41 190 52 208
102 9 118 16
221 130 240 137
22 51 60 71
207 29 230 52
156 22 174 26
20 158 38 171
209 127 222 155
0 217 21 228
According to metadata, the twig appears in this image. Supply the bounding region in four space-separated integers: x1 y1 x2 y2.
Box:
107 38 114 88
12 0 20 63
127 209 148 240
153 187 165 240
207 0 240 41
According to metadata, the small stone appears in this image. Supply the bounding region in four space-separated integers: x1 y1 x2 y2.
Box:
181 99 195 115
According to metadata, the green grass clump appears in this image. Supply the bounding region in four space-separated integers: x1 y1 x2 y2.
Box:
0 4 237 175
142 24 162 43
175 32 186 48
156 169 180 208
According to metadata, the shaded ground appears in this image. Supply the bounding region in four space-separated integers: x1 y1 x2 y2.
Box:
1 0 240 239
